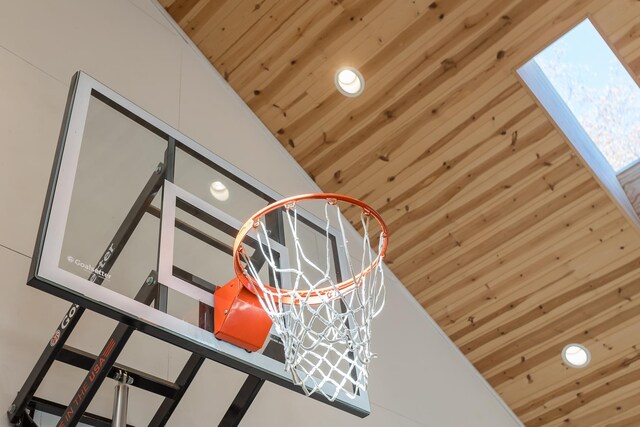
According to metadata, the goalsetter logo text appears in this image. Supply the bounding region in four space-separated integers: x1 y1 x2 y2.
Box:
66 255 112 281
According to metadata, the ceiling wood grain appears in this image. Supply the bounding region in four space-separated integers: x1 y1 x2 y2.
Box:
163 0 640 425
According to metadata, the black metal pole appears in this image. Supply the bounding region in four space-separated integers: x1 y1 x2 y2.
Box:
148 353 205 427
57 273 158 427
219 375 265 427
217 339 285 427
27 396 135 427
56 345 179 399
9 164 165 424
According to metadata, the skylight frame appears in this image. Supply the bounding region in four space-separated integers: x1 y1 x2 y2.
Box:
518 17 640 229
527 18 640 173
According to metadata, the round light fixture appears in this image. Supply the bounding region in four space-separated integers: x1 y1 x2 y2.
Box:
562 343 591 368
209 181 229 201
335 67 364 97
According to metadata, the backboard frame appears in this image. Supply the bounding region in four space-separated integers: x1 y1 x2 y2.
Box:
28 71 371 417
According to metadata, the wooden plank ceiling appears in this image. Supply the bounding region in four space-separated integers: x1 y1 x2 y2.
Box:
162 0 640 425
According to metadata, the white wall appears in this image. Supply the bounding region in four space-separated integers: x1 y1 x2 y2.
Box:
0 1 521 426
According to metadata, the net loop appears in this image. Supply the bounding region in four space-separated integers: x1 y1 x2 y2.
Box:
233 193 388 402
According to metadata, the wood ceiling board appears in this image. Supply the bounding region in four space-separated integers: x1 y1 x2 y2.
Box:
244 0 389 106
509 323 640 417
281 0 581 161
442 211 627 339
429 198 618 328
197 0 282 58
164 0 640 425
207 0 310 74
214 0 339 97
165 0 208 26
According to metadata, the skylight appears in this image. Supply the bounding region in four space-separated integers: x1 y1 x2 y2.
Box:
532 20 640 172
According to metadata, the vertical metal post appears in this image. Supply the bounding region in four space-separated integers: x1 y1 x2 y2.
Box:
156 138 175 312
112 371 133 427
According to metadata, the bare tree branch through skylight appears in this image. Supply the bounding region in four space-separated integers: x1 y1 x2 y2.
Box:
534 20 640 172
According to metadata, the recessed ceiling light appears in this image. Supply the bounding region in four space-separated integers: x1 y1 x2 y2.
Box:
209 181 229 201
335 67 364 97
562 343 591 368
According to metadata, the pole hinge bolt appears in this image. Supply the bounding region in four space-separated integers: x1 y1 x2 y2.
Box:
114 370 134 385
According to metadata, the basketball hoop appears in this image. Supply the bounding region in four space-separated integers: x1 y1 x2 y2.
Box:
214 193 388 402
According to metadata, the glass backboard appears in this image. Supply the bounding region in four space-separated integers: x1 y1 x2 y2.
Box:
28 72 370 417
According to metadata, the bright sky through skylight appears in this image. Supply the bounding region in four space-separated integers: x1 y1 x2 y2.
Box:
534 20 640 172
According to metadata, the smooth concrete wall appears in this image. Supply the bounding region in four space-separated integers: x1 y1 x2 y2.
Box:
0 1 521 426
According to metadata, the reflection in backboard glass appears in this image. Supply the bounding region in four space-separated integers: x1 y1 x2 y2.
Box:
174 145 271 221
59 93 166 299
173 200 236 287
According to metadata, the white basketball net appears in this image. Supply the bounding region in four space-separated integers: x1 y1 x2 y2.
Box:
240 201 386 401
